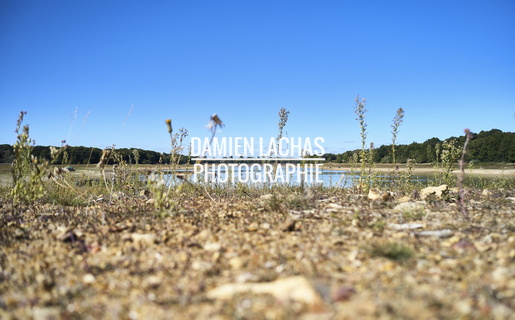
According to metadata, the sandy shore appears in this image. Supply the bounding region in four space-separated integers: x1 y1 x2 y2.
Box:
321 164 515 176
138 163 515 176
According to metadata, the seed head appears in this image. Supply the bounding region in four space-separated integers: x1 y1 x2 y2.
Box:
207 114 224 131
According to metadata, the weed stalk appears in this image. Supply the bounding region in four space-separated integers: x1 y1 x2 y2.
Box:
354 95 368 192
457 129 472 218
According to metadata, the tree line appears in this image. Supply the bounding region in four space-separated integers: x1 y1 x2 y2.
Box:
323 129 515 164
0 129 513 165
0 145 191 165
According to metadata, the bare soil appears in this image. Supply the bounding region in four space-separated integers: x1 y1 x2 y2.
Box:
1 188 514 319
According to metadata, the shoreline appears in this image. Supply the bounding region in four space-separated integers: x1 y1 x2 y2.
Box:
321 164 515 176
1 163 513 188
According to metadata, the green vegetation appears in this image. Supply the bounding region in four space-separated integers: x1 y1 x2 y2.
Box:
10 111 47 203
146 119 190 213
390 107 405 165
0 144 184 165
324 129 515 164
1 130 513 166
1 104 513 208
354 95 369 178
366 241 414 262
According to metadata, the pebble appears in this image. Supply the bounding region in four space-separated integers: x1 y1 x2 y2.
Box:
415 229 454 238
393 201 425 212
83 273 96 284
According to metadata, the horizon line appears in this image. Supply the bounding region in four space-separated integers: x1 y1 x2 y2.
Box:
191 158 326 161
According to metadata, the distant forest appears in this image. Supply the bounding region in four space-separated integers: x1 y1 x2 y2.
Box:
323 129 515 164
0 129 514 165
0 145 191 165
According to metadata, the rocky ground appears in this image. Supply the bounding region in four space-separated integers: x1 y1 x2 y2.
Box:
1 188 515 319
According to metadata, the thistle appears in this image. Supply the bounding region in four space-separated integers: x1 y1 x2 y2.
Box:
207 114 224 144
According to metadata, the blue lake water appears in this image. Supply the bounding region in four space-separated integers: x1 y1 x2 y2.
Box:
157 167 430 188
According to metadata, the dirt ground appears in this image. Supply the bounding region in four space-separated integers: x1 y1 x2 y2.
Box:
1 186 515 319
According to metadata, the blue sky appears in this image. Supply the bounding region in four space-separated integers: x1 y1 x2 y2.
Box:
1 0 514 154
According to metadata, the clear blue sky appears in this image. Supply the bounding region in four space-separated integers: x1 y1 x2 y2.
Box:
1 0 514 154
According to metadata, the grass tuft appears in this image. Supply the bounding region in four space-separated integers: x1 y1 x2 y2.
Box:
366 241 414 262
